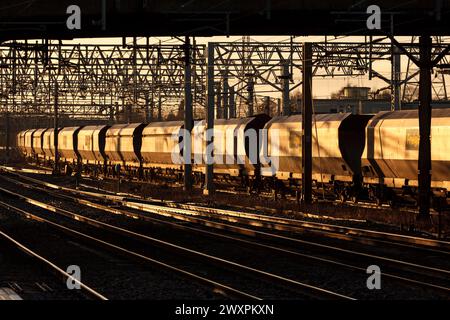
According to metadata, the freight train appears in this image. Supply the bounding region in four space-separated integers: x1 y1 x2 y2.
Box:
16 109 450 208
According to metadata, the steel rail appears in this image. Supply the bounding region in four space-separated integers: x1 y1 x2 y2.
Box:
3 171 450 275
3 166 447 251
31 183 450 294
0 199 259 300
159 202 449 249
0 183 353 300
2 174 450 296
0 225 108 300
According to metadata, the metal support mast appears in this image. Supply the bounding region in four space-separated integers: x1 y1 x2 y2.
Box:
229 86 235 118
53 82 59 175
391 46 402 110
222 75 229 119
157 94 162 121
418 35 432 218
264 96 271 115
247 77 254 116
144 93 150 122
4 109 10 162
109 105 114 125
184 36 193 192
282 60 291 115
216 82 222 119
205 43 215 195
302 43 313 205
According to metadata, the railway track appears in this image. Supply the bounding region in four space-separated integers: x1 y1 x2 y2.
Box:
3 167 448 250
10 162 450 241
0 199 251 300
79 174 433 217
0 199 262 300
1 169 450 299
0 175 355 300
4 163 435 218
0 228 107 300
77 168 449 218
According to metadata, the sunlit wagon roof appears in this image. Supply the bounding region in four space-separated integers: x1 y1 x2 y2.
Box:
143 121 184 136
107 123 144 137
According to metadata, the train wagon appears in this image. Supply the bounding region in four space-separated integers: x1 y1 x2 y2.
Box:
13 109 450 208
77 125 110 165
42 128 61 160
16 130 28 155
261 113 372 199
141 120 184 168
58 126 83 164
24 129 37 156
32 128 49 159
140 120 185 180
192 114 271 182
104 123 146 176
361 108 450 205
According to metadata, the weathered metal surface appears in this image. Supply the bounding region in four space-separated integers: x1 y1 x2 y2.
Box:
58 126 83 161
42 128 61 158
361 108 450 190
104 123 145 164
16 130 27 154
24 129 37 155
32 128 49 156
193 114 270 176
262 113 370 181
77 125 109 163
141 121 184 167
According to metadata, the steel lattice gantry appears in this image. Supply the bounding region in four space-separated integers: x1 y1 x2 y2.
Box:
209 40 381 119
208 39 450 118
0 40 206 120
